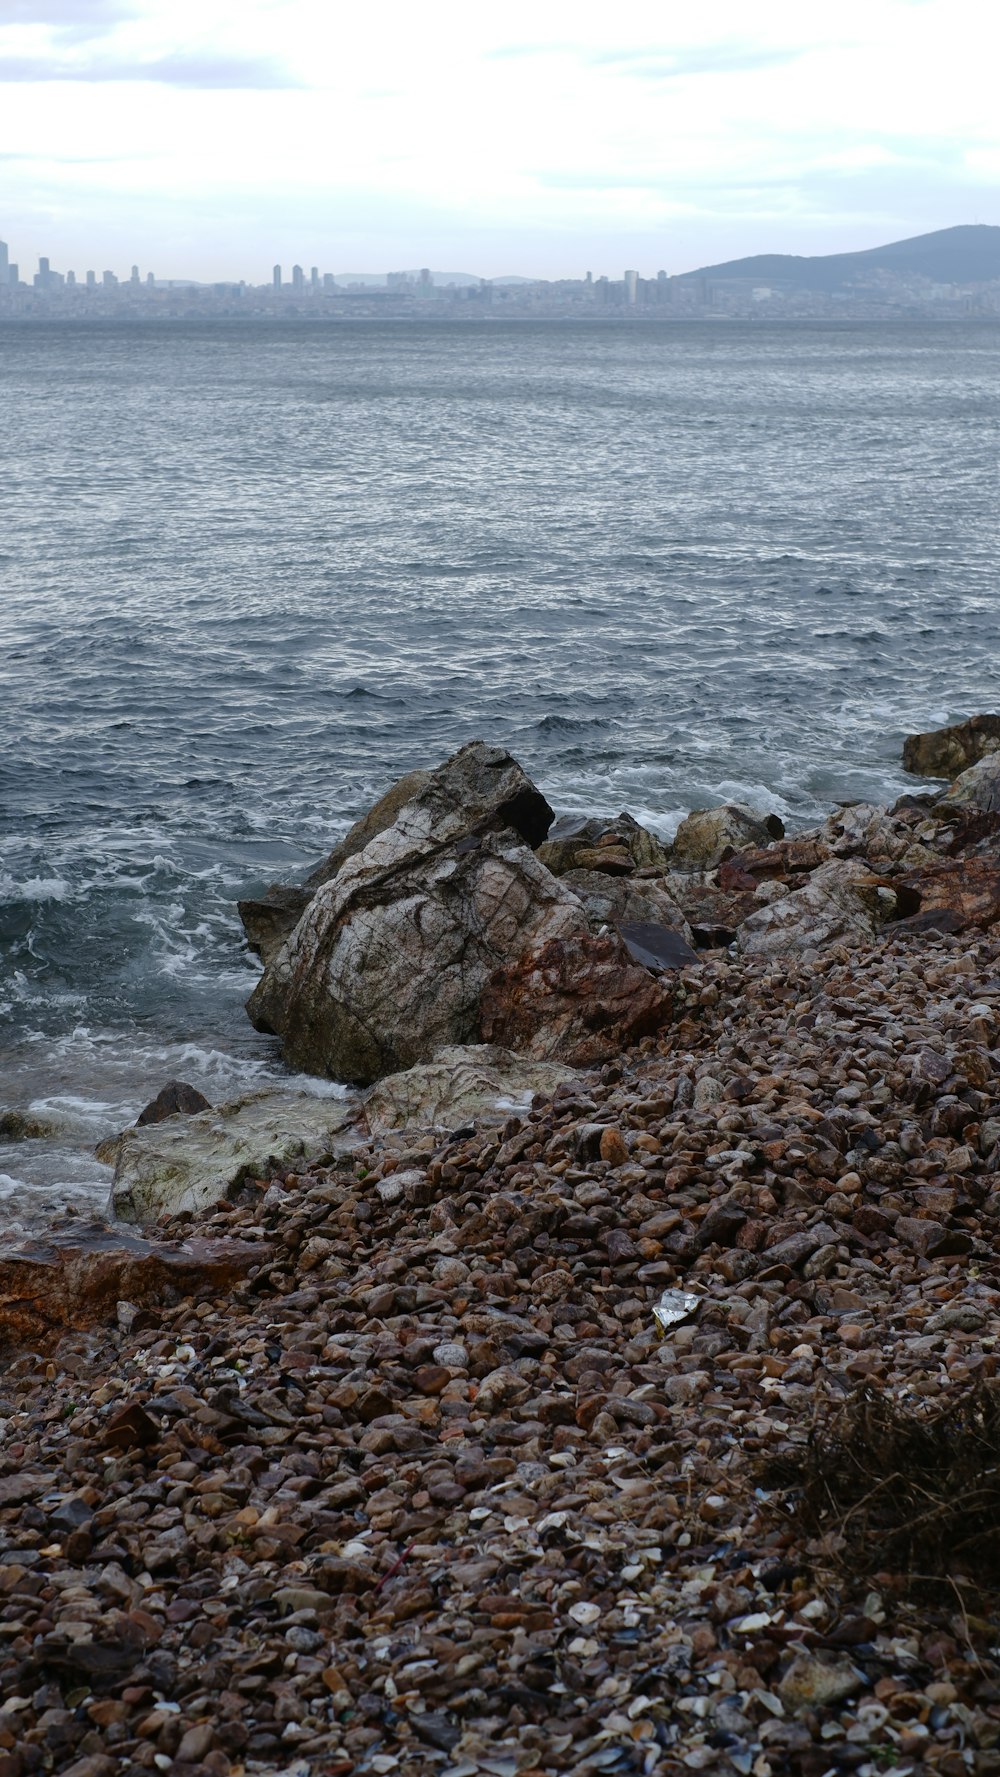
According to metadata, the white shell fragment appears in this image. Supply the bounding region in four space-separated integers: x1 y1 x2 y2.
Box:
652 1288 700 1334
568 1601 602 1627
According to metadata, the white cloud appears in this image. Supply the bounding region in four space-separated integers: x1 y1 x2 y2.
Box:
0 0 998 277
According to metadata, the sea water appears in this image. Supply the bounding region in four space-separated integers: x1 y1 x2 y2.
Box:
2 317 998 1219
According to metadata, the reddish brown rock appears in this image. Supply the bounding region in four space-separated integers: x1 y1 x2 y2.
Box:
898 858 1000 933
0 1225 271 1347
479 932 675 1066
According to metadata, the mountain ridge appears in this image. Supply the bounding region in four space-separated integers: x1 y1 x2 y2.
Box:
676 224 1000 289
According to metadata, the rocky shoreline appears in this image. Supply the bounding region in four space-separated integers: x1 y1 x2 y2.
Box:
5 722 1000 1775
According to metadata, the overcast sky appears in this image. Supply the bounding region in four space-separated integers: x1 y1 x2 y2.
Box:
1 0 998 281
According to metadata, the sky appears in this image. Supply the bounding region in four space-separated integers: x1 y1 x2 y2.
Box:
1 0 998 282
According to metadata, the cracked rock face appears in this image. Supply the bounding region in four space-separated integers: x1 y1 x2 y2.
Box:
248 832 587 1085
736 859 897 958
480 931 676 1066
238 740 554 965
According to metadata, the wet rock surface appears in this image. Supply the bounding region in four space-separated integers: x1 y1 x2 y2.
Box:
902 712 1000 779
107 1094 358 1224
9 919 1000 1772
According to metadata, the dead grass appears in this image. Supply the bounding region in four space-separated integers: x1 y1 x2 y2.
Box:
760 1382 1000 1599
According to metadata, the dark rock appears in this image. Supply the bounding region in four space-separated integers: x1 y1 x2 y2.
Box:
135 1081 211 1126
902 714 1000 779
617 921 699 972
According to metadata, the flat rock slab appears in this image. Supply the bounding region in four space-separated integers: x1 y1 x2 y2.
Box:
361 1044 577 1135
0 1224 272 1346
107 1091 358 1223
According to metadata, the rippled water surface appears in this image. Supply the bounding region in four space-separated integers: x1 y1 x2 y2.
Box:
2 317 999 1216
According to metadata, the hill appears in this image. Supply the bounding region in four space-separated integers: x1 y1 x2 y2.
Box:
678 223 1000 290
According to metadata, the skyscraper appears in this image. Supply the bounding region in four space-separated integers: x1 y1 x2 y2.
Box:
0 240 8 284
292 264 304 291
624 269 638 305
273 264 281 290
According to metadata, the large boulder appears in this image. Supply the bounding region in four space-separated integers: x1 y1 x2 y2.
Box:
480 932 675 1067
106 1091 358 1223
560 869 694 942
361 1045 576 1135
902 714 1000 779
935 754 1000 815
239 745 551 963
248 830 586 1083
538 812 671 878
737 860 898 958
0 1223 271 1348
672 804 783 870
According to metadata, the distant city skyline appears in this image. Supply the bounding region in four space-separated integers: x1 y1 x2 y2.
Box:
1 2 998 282
4 224 1000 322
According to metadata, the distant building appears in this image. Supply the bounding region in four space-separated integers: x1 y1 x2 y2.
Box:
103 270 117 288
0 240 8 284
8 264 17 287
273 264 281 290
624 269 638 305
323 272 335 291
86 270 96 289
147 272 155 287
292 264 304 291
310 266 319 289
131 265 140 286
66 270 76 287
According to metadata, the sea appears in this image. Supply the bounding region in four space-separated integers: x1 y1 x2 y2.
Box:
2 317 999 1225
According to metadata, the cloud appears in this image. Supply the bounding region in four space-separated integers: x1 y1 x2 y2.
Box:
584 43 805 78
0 1 131 19
486 38 804 78
0 49 298 85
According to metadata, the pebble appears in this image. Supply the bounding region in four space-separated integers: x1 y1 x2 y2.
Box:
5 906 1000 1772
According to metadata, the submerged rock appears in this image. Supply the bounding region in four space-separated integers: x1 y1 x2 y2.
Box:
902 713 1000 779
107 1091 357 1223
361 1044 576 1135
0 1109 55 1142
480 931 675 1065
